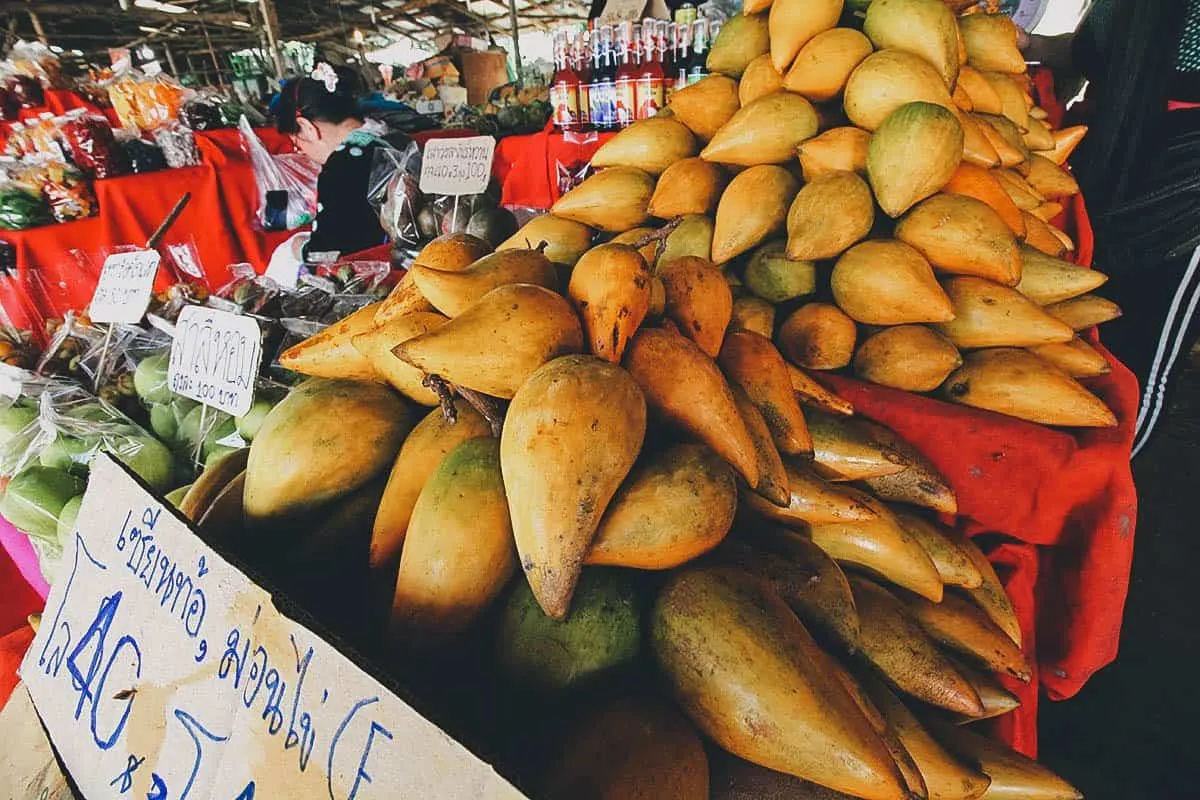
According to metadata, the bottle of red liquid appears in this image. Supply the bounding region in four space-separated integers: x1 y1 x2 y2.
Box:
673 20 692 96
572 29 591 130
661 21 678 105
636 17 665 119
614 22 639 129
550 27 581 131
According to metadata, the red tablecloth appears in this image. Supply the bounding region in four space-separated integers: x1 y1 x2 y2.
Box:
0 127 297 330
494 125 617 209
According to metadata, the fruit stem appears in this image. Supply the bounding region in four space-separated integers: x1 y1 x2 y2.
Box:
629 216 684 254
457 386 505 436
422 374 457 423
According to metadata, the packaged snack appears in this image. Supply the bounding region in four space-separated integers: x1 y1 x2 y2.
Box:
41 161 97 223
0 185 51 230
152 122 201 168
117 133 168 173
60 111 127 179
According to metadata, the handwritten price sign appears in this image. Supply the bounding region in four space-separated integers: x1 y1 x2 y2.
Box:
19 455 525 800
419 136 496 196
89 250 162 324
168 306 261 418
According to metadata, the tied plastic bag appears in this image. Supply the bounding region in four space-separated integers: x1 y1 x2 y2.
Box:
367 141 422 245
152 122 201 168
240 115 318 231
59 110 128 179
0 375 177 582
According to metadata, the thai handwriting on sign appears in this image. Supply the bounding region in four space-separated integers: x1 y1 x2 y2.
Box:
18 456 512 800
89 250 162 324
167 305 260 417
419 135 496 196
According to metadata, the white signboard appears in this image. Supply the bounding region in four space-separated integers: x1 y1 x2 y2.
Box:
89 250 161 324
19 455 526 800
419 136 496 196
168 306 261 418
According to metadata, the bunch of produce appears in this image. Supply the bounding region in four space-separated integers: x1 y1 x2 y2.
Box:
0 377 178 582
177 6 1092 779
538 0 1112 428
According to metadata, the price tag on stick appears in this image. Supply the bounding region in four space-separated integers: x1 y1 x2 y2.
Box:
419 135 497 196
88 249 161 324
168 305 261 418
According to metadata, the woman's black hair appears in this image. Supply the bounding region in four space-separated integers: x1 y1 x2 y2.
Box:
275 64 363 135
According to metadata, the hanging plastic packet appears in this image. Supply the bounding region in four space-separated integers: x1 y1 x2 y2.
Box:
367 141 423 245
213 263 283 315
240 115 318 231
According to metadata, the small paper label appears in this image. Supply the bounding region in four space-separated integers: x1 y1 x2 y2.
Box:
89 250 161 324
419 135 496 196
167 306 261 417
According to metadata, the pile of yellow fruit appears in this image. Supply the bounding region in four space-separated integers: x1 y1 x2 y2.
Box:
182 2 1097 797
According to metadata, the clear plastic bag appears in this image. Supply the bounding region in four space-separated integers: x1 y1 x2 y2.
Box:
0 375 178 580
60 110 128 179
152 122 202 168
240 115 318 231
367 142 423 245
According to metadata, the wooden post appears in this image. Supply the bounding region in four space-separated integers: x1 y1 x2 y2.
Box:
507 0 522 87
199 18 226 90
162 41 179 76
257 0 285 80
27 10 46 44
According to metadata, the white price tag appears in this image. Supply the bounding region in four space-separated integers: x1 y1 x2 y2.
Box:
419 135 496 196
89 249 161 324
18 455 526 800
167 306 261 417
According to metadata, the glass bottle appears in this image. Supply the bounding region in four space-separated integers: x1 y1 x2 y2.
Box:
571 29 591 130
661 21 677 104
589 24 617 131
614 22 639 128
675 1 698 26
688 18 710 85
673 20 692 96
549 27 581 131
636 17 665 119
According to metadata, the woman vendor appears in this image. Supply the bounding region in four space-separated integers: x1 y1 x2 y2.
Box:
273 63 403 263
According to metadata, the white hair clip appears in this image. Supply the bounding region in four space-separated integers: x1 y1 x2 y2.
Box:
311 62 338 93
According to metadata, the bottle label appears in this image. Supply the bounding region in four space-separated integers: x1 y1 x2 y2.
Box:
635 77 663 120
589 80 615 128
615 77 636 127
550 81 579 128
578 83 590 125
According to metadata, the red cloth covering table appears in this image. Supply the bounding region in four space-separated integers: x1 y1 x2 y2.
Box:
0 127 297 331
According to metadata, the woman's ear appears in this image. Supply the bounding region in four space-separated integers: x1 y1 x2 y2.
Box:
297 117 322 141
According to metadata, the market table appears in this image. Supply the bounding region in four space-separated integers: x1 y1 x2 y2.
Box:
0 127 297 331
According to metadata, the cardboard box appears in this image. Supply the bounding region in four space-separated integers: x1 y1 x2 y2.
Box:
458 49 510 106
15 455 529 799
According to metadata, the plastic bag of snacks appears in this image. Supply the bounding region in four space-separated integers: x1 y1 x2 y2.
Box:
0 182 51 230
182 94 225 131
367 142 423 245
240 115 318 231
108 70 186 131
24 112 65 160
8 40 66 90
60 110 127 179
152 122 201 168
212 263 282 315
115 130 168 173
40 161 97 223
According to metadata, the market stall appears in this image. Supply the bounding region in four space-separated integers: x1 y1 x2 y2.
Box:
0 1 1137 798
